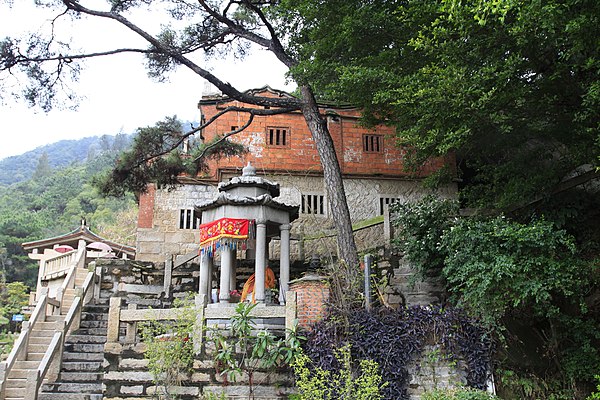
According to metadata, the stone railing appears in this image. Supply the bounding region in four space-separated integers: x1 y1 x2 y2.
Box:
105 291 298 350
0 265 99 400
41 249 78 280
25 269 98 400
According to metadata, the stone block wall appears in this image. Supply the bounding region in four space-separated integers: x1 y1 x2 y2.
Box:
103 342 295 400
137 174 456 265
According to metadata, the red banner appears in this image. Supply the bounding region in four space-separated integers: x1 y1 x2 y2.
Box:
199 218 253 252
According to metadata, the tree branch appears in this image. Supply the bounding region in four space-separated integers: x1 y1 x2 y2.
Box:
64 0 301 108
128 104 298 170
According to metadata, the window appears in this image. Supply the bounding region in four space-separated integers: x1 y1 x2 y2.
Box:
379 197 400 215
363 134 383 153
267 127 289 147
179 209 201 229
301 194 325 215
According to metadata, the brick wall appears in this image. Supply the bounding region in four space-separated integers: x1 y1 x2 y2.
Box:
198 88 451 181
289 274 329 330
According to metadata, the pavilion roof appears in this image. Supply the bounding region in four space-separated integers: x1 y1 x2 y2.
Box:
22 224 135 258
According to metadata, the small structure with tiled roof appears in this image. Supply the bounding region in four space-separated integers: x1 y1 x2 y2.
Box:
22 221 135 302
195 162 299 305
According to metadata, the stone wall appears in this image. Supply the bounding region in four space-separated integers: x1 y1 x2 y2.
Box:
95 257 468 399
136 174 456 264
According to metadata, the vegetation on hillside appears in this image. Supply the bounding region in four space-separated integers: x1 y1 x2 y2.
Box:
392 195 600 399
0 134 137 288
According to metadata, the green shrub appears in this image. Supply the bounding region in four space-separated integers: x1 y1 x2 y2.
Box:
291 344 386 400
422 387 499 400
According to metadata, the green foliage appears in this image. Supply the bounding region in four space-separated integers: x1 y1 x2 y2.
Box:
290 0 600 209
95 116 247 197
0 281 28 330
422 387 498 400
587 376 600 400
391 195 458 278
140 295 196 399
0 134 137 288
441 216 584 323
290 344 385 400
391 196 600 393
207 302 302 390
0 135 131 185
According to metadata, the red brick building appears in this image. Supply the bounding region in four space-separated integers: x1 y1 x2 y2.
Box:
136 87 456 264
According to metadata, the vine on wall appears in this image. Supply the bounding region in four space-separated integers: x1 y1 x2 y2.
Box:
303 306 493 400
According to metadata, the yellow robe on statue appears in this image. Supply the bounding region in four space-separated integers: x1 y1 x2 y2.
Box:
241 267 276 303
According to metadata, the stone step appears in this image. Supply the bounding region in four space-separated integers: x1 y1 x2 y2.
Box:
39 393 103 400
79 320 108 328
65 335 106 344
64 343 104 353
61 361 103 372
41 382 103 393
58 372 103 382
8 369 31 379
29 336 53 345
26 352 45 361
13 360 39 369
31 329 56 338
5 386 27 399
63 352 104 362
33 321 62 331
5 377 26 388
73 327 108 336
27 343 51 354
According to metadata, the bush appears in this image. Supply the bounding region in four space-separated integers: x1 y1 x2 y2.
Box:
422 387 498 400
291 344 386 400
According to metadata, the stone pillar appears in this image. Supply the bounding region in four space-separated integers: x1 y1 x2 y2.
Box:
279 223 291 304
254 219 268 303
207 258 214 303
219 248 234 302
199 252 212 299
229 250 237 292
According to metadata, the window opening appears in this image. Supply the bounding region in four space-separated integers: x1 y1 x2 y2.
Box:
363 134 383 153
379 197 400 215
267 127 289 147
179 209 201 229
301 194 325 215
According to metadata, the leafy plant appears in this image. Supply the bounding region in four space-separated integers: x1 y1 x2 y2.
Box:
291 344 386 400
206 302 303 398
587 376 600 400
391 195 458 278
422 387 498 400
304 306 493 399
140 295 196 400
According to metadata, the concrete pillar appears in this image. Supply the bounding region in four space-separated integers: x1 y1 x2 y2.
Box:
199 252 212 299
279 224 291 304
255 220 268 303
219 248 234 302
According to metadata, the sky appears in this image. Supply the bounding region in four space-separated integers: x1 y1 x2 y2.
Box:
0 1 294 160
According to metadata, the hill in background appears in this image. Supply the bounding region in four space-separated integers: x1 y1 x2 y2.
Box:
0 134 132 185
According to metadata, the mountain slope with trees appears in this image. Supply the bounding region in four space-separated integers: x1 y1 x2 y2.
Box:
0 133 137 288
0 134 132 185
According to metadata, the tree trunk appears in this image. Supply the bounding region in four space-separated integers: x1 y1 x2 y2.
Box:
299 85 359 270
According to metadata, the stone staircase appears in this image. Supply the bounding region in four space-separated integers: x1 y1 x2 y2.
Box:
39 299 109 400
2 315 65 400
0 267 98 400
